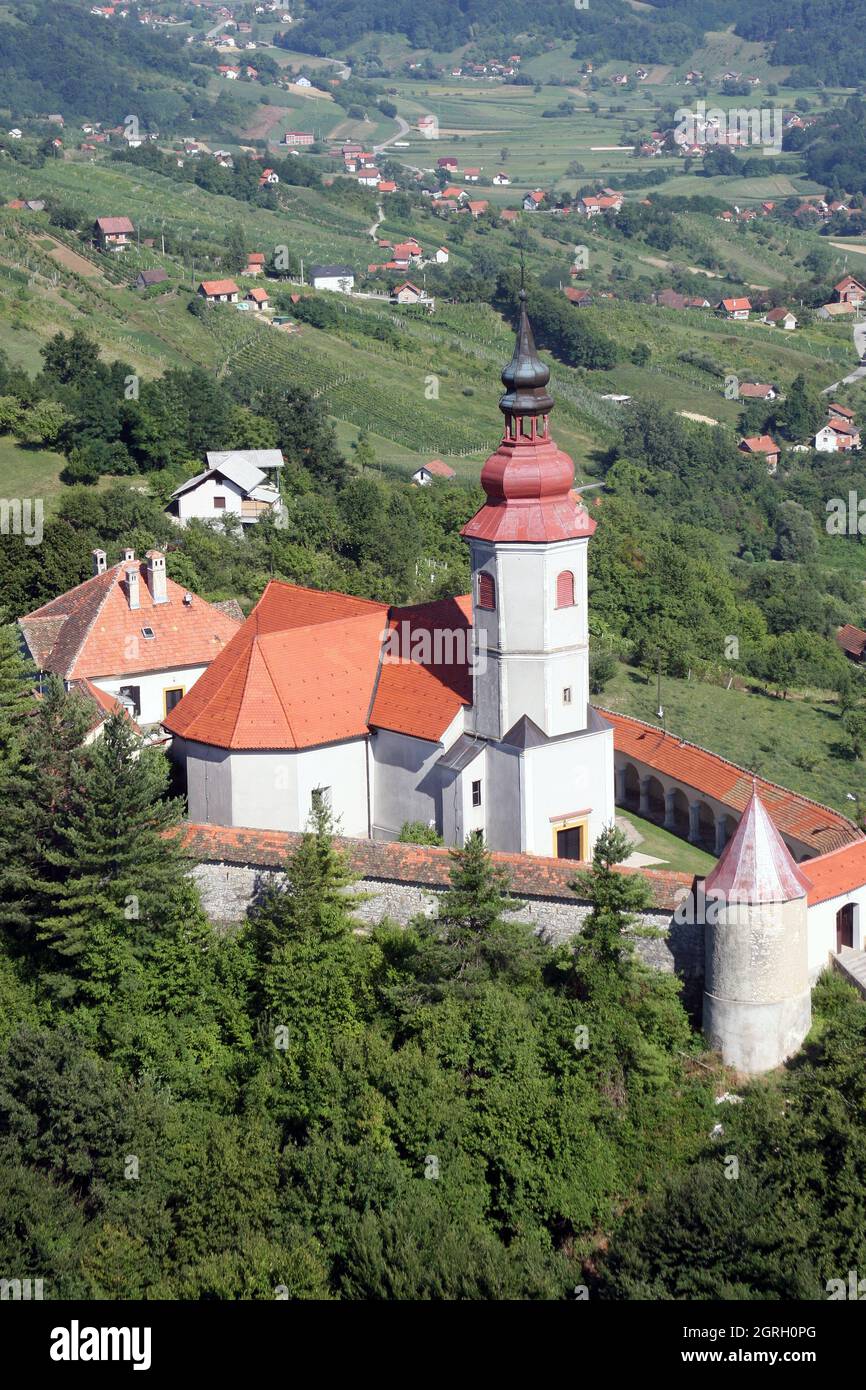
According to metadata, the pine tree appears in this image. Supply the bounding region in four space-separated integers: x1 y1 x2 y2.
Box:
250 804 367 1047
402 833 540 1003
32 711 192 1010
0 675 93 941
569 824 653 998
0 614 35 789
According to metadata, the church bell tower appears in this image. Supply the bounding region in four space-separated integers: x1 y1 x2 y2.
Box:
461 291 596 741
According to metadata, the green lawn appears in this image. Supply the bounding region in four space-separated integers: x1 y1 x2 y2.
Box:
0 434 67 509
617 808 717 876
597 661 866 818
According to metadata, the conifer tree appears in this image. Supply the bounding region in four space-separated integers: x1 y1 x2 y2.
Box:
0 675 93 941
0 614 35 787
250 803 367 1047
401 832 541 1003
32 711 192 1010
569 824 653 999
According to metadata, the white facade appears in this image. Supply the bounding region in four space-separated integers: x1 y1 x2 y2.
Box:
815 426 838 452
807 890 866 978
468 537 591 742
93 666 207 726
311 272 354 292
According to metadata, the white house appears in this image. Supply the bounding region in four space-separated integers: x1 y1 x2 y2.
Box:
309 264 355 292
434 246 449 263
198 278 239 304
411 459 456 485
167 450 285 526
165 295 616 859
815 425 840 452
19 549 241 727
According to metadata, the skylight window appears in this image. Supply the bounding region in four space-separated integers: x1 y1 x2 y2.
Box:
141 626 156 640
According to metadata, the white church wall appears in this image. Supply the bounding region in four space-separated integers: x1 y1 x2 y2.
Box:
522 726 614 857
370 727 444 839
95 665 208 725
228 739 369 836
175 737 234 825
485 742 524 852
441 746 487 846
807 891 866 979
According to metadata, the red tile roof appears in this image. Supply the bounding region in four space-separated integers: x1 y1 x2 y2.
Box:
369 596 472 741
199 279 239 296
805 839 866 905
720 297 751 312
837 623 866 658
19 561 241 680
180 822 692 908
602 709 860 855
163 581 389 749
738 383 774 399
96 216 134 234
739 434 779 455
422 458 456 478
73 677 141 735
246 287 269 303
828 402 855 418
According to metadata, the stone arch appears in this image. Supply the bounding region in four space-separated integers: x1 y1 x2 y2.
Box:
669 787 690 836
621 762 640 809
696 800 715 848
645 775 665 820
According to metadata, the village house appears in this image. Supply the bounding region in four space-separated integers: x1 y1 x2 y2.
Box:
651 289 710 310
198 279 239 304
94 215 134 250
434 246 449 263
19 549 241 726
377 180 397 194
523 189 545 211
717 296 751 320
243 251 265 275
437 156 458 171
391 281 424 305
282 130 315 146
309 264 355 292
815 418 861 452
492 172 510 185
246 287 270 311
739 434 780 470
738 382 777 401
167 450 285 528
837 623 866 663
466 200 489 219
411 459 456 485
258 168 279 186
834 274 865 307
764 307 797 330
463 168 481 182
135 268 168 290
564 288 593 307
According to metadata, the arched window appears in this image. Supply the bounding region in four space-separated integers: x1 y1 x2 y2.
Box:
556 570 575 608
478 572 496 610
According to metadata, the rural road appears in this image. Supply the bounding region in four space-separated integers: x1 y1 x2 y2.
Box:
823 316 866 394
373 116 410 155
367 204 384 240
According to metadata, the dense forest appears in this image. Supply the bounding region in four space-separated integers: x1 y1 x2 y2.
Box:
0 3 223 128
1 662 864 1298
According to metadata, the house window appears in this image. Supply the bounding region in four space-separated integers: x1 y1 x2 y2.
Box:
556 570 575 608
471 780 482 807
141 626 156 640
164 686 184 716
213 496 226 509
563 687 572 704
311 786 332 813
118 684 141 717
478 572 496 610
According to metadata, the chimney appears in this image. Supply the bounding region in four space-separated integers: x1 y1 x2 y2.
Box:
122 547 135 563
124 562 140 610
92 548 107 576
145 549 168 605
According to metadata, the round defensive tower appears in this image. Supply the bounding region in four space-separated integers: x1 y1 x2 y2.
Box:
702 786 812 1074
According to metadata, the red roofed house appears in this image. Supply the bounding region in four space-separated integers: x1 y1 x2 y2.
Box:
198 279 240 304
246 286 270 311
19 548 242 726
834 275 865 306
391 281 424 304
377 180 397 194
94 215 134 250
836 623 866 663
739 434 780 470
717 296 751 319
466 200 489 218
764 306 797 330
164 294 615 859
244 251 265 275
411 459 456 485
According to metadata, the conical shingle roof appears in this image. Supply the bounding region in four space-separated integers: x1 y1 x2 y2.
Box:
704 786 811 904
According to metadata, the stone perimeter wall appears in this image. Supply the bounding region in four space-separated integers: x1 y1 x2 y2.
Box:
190 859 705 987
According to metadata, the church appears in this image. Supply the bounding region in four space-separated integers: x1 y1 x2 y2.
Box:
163 292 616 859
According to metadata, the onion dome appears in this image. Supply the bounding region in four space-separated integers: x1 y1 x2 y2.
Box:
461 291 594 544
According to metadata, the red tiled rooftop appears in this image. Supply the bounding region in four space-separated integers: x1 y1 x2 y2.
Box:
602 708 860 855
